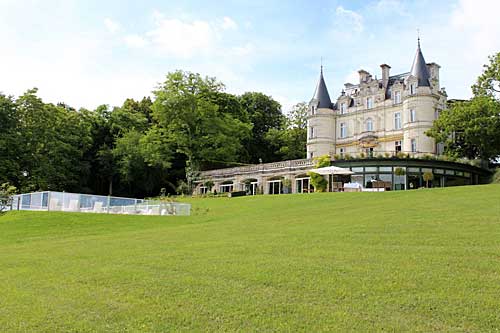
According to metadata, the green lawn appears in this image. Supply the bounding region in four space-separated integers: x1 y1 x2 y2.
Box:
1 185 500 332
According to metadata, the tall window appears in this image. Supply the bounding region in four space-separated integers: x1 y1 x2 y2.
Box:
395 140 402 153
366 118 373 132
339 148 345 158
411 139 417 153
311 105 316 115
394 91 401 104
309 127 315 139
340 123 347 138
394 112 402 129
409 109 416 122
367 97 373 109
410 84 416 95
340 102 346 114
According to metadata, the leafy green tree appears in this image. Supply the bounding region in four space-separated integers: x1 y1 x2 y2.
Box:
427 96 500 161
473 52 500 99
0 94 21 186
265 102 307 160
239 92 285 163
151 71 251 190
15 89 92 192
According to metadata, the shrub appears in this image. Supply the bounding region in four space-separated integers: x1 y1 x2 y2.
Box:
359 152 366 159
307 172 328 192
0 183 17 214
384 152 391 158
492 168 500 184
333 154 340 160
313 155 331 168
344 153 351 160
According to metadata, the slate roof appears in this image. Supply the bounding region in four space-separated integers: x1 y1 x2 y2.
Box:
410 39 431 87
311 67 333 109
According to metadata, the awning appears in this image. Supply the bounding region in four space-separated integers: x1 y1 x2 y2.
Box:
308 166 354 175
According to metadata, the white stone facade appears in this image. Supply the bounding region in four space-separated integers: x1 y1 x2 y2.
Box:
307 45 447 159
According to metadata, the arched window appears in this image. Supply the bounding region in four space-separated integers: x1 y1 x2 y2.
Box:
366 118 373 132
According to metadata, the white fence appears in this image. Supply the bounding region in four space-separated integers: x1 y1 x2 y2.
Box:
10 191 191 216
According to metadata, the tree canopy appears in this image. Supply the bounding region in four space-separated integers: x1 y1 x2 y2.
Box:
428 52 500 162
0 70 307 197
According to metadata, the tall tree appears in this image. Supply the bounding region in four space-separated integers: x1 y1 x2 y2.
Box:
0 94 20 186
151 71 251 189
427 96 500 161
265 102 307 161
239 92 285 163
472 52 500 99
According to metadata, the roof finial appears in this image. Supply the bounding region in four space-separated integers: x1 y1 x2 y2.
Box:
320 56 323 73
417 28 420 47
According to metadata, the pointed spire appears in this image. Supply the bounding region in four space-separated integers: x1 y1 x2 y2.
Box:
312 66 332 109
410 37 431 87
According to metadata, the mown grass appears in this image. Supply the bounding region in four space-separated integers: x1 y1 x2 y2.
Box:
1 185 500 332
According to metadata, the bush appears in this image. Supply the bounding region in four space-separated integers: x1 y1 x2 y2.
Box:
0 183 17 214
492 168 500 184
307 172 327 192
384 152 391 158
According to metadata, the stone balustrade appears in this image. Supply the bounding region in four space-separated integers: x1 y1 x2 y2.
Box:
200 158 315 179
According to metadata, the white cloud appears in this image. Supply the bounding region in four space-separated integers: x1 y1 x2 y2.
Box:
334 6 364 34
104 18 121 34
221 16 238 30
124 34 148 48
146 18 215 58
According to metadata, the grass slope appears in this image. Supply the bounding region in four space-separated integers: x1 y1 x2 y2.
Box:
1 185 500 332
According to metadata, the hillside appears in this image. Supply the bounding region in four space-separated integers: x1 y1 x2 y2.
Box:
1 185 500 332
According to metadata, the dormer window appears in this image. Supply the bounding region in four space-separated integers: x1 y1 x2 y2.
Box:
311 105 316 115
393 91 401 104
410 84 416 95
367 97 373 109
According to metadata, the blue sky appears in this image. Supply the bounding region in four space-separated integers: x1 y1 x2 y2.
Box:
1 0 499 112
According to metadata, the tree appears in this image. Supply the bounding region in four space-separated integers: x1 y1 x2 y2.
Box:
472 52 500 99
151 71 251 191
264 102 307 161
427 96 500 161
239 92 285 163
0 94 21 187
15 89 92 192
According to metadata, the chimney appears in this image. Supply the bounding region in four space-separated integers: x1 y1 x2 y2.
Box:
380 64 391 87
358 69 370 84
426 62 440 88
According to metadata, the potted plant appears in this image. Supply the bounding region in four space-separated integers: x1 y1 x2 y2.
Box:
394 167 406 191
423 171 434 188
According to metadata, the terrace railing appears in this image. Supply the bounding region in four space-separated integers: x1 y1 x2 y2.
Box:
10 191 191 216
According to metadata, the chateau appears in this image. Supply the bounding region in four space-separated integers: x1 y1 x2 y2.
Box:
196 41 490 195
307 39 447 159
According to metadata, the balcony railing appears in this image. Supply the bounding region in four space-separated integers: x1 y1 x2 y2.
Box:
200 158 315 178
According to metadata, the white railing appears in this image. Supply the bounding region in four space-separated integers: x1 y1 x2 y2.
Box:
10 191 191 216
201 158 315 178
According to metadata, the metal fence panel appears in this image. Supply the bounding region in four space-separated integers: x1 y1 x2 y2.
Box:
8 191 190 216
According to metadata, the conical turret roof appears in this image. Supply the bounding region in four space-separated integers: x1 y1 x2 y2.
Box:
410 39 431 87
312 66 332 109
